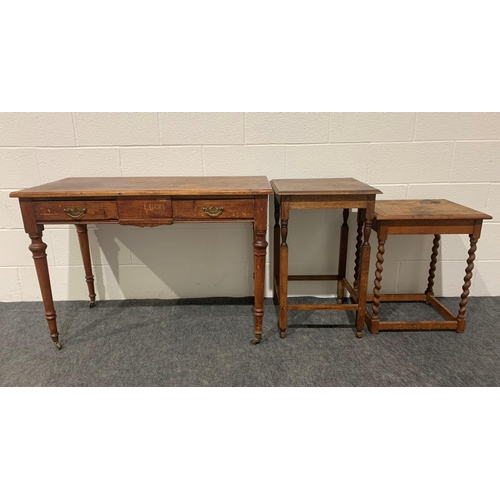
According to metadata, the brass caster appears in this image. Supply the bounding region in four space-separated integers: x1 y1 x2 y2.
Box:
279 330 287 339
356 331 363 339
337 298 343 304
250 334 262 345
89 300 96 308
54 341 62 350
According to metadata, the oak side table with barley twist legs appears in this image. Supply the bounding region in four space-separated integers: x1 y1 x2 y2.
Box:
364 199 492 334
271 178 382 339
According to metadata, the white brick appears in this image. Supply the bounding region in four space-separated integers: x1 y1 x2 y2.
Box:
286 144 370 180
371 184 407 200
101 264 174 300
365 262 401 296
264 262 273 298
0 230 55 267
474 223 500 261
369 232 479 264
379 234 435 263
127 225 208 266
288 263 337 297
18 265 91 301
74 113 159 146
120 146 203 176
472 261 500 295
451 142 500 182
0 191 24 228
439 234 478 261
407 183 490 212
397 260 470 296
287 209 341 266
202 262 252 298
159 112 244 144
485 184 500 220
47 227 133 267
101 261 252 299
369 142 453 183
330 113 415 143
203 146 285 178
415 113 500 141
0 148 40 188
0 268 22 301
206 223 253 264
37 148 121 183
245 113 329 144
0 113 75 146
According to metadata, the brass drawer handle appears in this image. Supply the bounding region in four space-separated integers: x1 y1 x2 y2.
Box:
202 206 225 218
64 208 88 218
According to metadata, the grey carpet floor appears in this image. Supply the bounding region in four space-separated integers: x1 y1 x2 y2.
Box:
1 296 499 386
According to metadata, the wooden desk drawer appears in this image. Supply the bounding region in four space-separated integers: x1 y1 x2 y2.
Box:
173 199 254 220
34 200 118 221
117 198 172 220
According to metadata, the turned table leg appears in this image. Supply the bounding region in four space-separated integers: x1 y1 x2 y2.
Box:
273 194 280 305
337 209 349 304
279 202 290 339
251 196 268 345
370 238 386 334
353 209 363 294
425 234 440 301
456 235 478 333
76 224 96 308
356 210 372 338
29 228 62 349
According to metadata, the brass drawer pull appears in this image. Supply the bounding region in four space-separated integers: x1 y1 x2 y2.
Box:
64 208 88 218
202 206 225 218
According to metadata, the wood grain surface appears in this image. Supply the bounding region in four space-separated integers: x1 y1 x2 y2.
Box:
10 176 273 198
271 178 382 196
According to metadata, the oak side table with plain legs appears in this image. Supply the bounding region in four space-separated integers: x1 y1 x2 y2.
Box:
271 178 382 339
10 176 273 349
365 199 492 334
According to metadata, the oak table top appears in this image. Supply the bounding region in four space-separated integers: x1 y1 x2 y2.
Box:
10 176 274 198
374 199 492 221
271 177 382 196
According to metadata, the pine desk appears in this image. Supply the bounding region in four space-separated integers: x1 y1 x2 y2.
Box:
10 177 273 349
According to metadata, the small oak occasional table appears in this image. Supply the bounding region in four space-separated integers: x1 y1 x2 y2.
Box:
365 199 492 334
271 178 382 339
10 176 273 349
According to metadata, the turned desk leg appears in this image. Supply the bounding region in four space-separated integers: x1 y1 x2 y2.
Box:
457 235 477 333
273 195 280 305
337 209 349 304
353 210 363 293
29 228 62 350
356 210 372 338
425 234 440 301
76 224 96 308
370 238 386 334
251 196 268 345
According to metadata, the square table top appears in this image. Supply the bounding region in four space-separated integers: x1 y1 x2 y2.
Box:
374 199 492 221
10 176 274 198
271 178 382 196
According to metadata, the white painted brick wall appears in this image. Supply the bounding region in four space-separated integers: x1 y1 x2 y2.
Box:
1 112 499 303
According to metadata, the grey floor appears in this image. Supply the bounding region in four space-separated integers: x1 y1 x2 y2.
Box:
1 296 499 386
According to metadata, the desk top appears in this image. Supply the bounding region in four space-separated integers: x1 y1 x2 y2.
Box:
10 176 273 198
271 178 382 196
374 199 492 220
